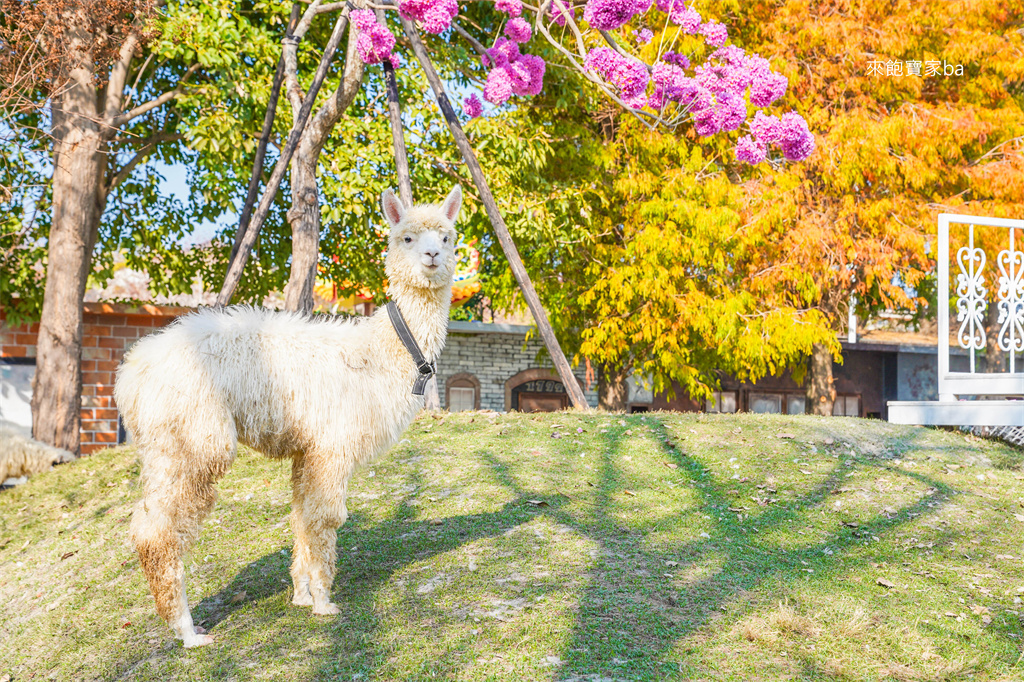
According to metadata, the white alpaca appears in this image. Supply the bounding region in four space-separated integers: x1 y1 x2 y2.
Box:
0 428 75 483
115 186 462 647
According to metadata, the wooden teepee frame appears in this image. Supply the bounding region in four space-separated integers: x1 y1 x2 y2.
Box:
216 9 589 411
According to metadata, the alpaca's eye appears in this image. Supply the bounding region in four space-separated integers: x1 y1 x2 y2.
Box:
404 236 411 243
443 236 448 243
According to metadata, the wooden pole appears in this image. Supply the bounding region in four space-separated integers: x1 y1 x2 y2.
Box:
229 3 303 263
401 19 590 410
217 8 351 307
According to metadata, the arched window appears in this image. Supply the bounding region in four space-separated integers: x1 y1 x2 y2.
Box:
445 373 480 411
504 368 584 412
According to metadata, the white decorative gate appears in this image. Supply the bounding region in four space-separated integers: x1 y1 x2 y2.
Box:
889 213 1024 426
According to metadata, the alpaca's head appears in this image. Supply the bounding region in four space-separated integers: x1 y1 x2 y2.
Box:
381 185 462 292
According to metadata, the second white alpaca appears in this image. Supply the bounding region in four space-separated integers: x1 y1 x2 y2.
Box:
115 185 462 647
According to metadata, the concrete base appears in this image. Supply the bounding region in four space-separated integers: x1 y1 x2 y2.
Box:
888 400 1024 427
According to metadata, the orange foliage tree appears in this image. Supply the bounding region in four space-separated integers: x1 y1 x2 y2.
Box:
705 0 1024 412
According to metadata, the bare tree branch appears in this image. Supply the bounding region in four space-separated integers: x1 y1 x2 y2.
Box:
283 0 325 118
104 32 140 122
110 62 200 127
451 22 487 56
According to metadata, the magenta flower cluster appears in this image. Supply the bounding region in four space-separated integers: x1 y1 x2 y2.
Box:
399 0 459 33
547 0 576 25
655 0 700 31
482 37 546 104
463 93 483 118
495 0 523 16
742 111 814 161
583 0 651 31
504 16 532 43
633 27 653 44
351 10 395 65
584 47 649 108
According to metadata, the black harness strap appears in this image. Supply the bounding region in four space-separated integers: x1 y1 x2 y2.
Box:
386 301 436 396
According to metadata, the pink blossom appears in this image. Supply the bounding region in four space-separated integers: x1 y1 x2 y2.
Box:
484 67 514 104
585 47 649 102
495 0 523 16
747 57 788 107
662 51 690 69
399 0 459 33
735 135 767 164
504 16 532 43
657 0 700 31
778 112 814 160
750 111 784 145
508 53 546 95
584 0 652 31
351 10 396 64
482 38 545 103
700 21 727 47
463 93 483 117
748 111 814 161
483 37 520 69
548 0 576 25
652 62 695 103
634 28 653 44
389 52 402 69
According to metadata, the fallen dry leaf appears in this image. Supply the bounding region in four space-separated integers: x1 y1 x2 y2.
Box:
527 500 549 507
876 578 896 588
823 437 835 445
623 490 637 497
663 462 679 470
777 433 795 439
60 551 77 561
230 590 247 604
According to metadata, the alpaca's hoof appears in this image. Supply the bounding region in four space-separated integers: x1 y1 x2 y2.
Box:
292 592 314 607
312 602 340 616
183 633 215 648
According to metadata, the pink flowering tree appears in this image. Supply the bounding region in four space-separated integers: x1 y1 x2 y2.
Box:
348 0 815 164
220 0 815 409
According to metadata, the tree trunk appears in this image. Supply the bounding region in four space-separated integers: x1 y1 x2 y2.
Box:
598 364 629 411
32 44 105 454
985 302 1005 373
805 342 835 416
283 140 321 314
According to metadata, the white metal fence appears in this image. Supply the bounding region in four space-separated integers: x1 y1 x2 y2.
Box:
889 213 1024 426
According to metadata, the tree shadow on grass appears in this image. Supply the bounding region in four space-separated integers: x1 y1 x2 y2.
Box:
117 415 1013 682
523 418 969 680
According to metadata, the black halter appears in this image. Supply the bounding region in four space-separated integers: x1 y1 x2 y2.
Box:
386 301 436 396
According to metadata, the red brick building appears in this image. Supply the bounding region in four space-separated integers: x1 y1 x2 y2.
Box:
1 303 187 454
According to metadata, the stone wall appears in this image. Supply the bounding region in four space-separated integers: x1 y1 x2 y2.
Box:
437 321 599 411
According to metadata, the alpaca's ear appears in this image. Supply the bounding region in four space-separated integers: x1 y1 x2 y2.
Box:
441 184 462 223
381 188 405 228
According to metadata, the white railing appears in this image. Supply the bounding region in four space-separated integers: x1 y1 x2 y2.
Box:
889 213 1024 426
939 213 1024 400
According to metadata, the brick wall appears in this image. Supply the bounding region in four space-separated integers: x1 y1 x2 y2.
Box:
2 311 599 453
1 303 189 454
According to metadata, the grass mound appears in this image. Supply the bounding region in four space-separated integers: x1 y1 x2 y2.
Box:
1 412 1022 681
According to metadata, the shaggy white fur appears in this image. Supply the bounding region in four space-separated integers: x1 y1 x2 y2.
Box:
0 428 75 483
115 186 462 647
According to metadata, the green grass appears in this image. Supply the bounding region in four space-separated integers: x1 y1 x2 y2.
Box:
2 412 1023 681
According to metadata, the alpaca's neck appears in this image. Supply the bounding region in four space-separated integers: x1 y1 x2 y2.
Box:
387 282 450 362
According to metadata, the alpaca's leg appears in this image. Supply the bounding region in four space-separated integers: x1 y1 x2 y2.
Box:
289 456 349 616
288 455 314 607
132 450 222 647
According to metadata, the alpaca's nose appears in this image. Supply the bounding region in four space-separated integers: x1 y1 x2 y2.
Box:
425 249 440 260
